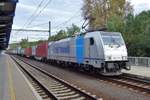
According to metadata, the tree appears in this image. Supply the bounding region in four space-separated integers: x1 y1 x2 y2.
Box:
82 0 133 29
55 30 67 40
48 29 67 41
48 24 80 41
20 39 29 48
29 41 38 47
123 11 150 56
66 24 80 36
107 15 124 32
9 43 19 49
82 0 108 29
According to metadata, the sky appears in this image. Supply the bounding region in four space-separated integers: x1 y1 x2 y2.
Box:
10 0 150 43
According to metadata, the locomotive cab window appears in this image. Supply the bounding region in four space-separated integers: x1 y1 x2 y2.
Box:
90 37 94 45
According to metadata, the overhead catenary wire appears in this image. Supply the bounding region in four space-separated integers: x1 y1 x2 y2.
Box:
15 0 81 33
14 0 47 35
51 18 84 35
52 9 82 30
12 0 85 42
28 22 49 28
12 29 49 32
23 9 82 34
26 0 52 28
27 0 39 4
12 13 83 35
21 0 47 29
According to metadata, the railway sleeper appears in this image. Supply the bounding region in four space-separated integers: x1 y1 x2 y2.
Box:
57 94 80 100
51 87 69 91
52 89 72 94
54 91 77 97
49 86 65 89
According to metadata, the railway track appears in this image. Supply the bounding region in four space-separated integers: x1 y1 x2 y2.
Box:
98 74 150 96
13 55 150 98
122 73 150 84
11 56 101 100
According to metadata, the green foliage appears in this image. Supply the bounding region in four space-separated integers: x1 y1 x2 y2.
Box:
107 15 124 32
107 10 150 57
66 24 80 37
82 0 149 57
20 39 29 48
19 39 39 48
48 24 80 41
82 0 133 29
29 41 38 47
48 29 67 41
125 11 150 56
56 30 67 40
12 24 80 49
9 43 19 49
36 40 47 44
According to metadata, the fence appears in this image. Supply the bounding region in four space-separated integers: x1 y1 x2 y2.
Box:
128 57 150 67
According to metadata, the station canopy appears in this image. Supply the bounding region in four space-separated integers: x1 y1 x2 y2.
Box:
0 0 18 49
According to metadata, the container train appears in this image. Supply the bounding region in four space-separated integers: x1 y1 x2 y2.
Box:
9 31 130 76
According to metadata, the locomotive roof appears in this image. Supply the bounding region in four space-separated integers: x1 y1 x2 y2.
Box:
48 31 122 44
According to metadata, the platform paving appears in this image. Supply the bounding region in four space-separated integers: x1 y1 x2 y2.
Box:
0 53 40 100
123 66 150 77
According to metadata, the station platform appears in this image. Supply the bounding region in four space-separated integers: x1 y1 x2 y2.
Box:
0 52 41 100
123 66 150 78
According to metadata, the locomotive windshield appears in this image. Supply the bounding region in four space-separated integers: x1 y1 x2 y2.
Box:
101 32 124 46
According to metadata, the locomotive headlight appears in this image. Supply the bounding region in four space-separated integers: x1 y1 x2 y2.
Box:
122 56 127 60
106 56 112 60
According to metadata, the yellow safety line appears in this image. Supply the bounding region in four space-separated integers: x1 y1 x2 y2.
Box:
6 56 16 100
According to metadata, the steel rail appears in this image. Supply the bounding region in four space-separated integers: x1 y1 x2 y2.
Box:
11 56 101 100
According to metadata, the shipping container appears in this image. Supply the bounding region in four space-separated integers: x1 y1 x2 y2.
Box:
32 46 36 56
16 47 21 55
20 48 25 56
35 42 48 59
25 47 32 57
